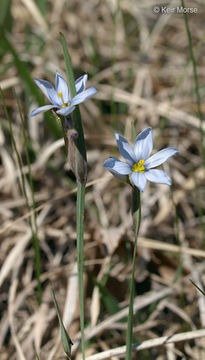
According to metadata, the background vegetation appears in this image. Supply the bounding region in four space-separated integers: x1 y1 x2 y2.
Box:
0 0 205 359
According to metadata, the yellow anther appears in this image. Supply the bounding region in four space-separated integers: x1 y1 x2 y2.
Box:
62 102 71 108
132 160 145 173
58 91 70 108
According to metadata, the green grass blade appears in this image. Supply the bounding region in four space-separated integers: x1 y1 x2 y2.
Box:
36 0 48 16
15 91 42 304
181 0 205 164
60 33 76 99
0 87 42 304
156 29 205 143
60 32 87 163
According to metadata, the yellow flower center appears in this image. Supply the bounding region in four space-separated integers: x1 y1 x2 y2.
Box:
58 92 70 108
132 160 145 173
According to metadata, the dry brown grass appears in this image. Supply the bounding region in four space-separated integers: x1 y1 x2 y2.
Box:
1 0 205 359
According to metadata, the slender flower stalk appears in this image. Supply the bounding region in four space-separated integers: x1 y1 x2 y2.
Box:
126 187 141 360
103 127 178 359
59 33 97 360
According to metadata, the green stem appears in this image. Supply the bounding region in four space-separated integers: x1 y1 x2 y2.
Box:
126 188 141 360
77 182 86 360
60 34 87 358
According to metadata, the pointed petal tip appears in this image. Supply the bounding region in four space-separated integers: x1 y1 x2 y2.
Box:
130 172 147 192
145 169 172 186
29 104 56 117
114 132 120 140
103 157 116 169
92 86 98 94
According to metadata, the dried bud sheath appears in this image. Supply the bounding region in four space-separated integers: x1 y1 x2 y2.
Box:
67 128 87 185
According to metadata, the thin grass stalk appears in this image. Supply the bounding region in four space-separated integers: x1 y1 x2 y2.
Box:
157 30 205 143
181 0 205 165
16 93 42 303
126 188 141 360
193 173 205 246
110 0 120 126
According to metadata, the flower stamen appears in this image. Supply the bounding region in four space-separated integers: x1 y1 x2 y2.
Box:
58 91 63 99
132 160 145 173
58 92 70 108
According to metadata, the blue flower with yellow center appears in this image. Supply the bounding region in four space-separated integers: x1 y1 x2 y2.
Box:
29 71 97 117
103 128 178 192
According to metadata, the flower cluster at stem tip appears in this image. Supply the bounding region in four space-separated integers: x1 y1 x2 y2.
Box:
29 71 97 117
103 127 178 192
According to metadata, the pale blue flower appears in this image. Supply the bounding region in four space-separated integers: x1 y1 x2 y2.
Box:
30 72 97 117
103 127 178 192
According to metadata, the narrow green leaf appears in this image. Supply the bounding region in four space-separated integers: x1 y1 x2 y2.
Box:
60 33 76 99
132 122 137 141
99 285 119 315
36 0 48 16
181 0 205 166
50 284 73 359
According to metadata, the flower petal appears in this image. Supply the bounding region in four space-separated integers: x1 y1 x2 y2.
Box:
145 169 171 185
70 87 97 106
29 104 56 116
114 133 137 165
145 148 179 169
103 157 132 174
75 74 88 93
56 105 76 116
103 157 131 182
55 72 70 104
130 172 147 192
134 127 153 161
34 78 62 106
